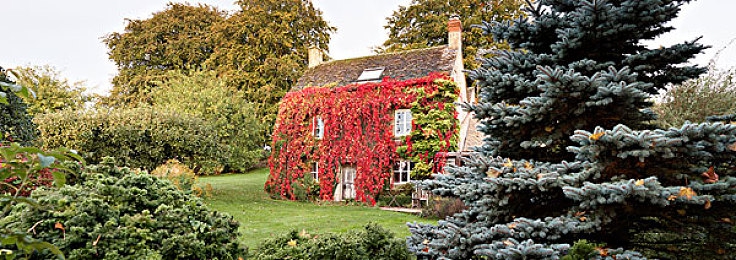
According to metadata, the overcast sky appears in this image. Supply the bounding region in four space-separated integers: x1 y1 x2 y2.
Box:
1 0 733 95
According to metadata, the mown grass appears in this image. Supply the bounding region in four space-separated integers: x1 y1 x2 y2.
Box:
200 168 432 250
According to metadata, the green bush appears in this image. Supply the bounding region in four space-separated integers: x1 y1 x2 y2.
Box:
3 158 246 259
0 66 38 146
654 66 736 128
253 223 409 260
35 107 222 174
151 69 265 172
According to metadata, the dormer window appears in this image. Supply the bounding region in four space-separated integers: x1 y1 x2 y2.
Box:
312 117 324 139
355 67 385 83
394 109 412 137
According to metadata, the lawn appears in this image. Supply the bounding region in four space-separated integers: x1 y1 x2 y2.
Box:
200 168 432 250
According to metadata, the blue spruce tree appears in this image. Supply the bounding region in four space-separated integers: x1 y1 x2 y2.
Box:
407 0 736 259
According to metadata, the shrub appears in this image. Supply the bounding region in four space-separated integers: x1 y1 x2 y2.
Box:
3 158 246 259
253 223 409 260
151 69 265 173
35 107 222 174
0 66 38 146
654 66 736 128
151 159 212 197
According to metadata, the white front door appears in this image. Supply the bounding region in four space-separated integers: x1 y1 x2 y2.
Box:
341 166 356 200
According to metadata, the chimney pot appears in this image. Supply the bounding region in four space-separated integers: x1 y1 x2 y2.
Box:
448 16 462 50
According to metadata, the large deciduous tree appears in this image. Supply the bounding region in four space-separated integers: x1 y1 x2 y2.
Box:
205 0 334 129
103 3 226 107
13 65 90 115
406 0 736 259
380 0 525 70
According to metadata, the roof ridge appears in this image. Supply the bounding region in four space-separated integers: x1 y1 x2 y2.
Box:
315 45 450 67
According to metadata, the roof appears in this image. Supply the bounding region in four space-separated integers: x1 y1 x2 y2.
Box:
293 46 456 91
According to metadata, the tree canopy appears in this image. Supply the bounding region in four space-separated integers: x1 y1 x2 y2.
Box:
13 65 90 115
380 0 525 70
103 0 334 134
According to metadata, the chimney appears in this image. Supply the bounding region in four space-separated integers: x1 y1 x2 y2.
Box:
308 46 323 68
448 15 462 51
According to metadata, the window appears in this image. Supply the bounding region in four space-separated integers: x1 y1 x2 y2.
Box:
313 117 324 139
394 109 412 136
393 160 412 184
356 67 385 83
311 162 319 182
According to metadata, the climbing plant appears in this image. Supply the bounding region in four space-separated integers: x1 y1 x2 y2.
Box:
266 74 457 205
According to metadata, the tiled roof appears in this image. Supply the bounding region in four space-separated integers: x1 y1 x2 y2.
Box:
293 46 456 91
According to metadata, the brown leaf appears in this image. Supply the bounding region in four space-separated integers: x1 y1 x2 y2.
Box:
507 223 517 229
721 218 732 224
486 169 500 178
54 222 64 231
503 240 514 246
704 199 712 210
579 217 587 222
597 247 609 257
574 211 586 217
728 142 736 151
701 166 719 184
677 209 686 216
503 159 513 168
635 179 644 186
524 161 533 170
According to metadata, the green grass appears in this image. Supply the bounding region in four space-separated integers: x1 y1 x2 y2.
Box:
200 168 432 250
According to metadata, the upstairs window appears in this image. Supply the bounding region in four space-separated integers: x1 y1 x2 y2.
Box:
394 109 412 137
312 117 324 139
393 160 412 184
355 67 385 83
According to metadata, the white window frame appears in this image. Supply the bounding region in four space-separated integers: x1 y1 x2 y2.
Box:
312 117 324 139
393 160 412 184
394 109 412 137
310 162 319 182
356 67 385 83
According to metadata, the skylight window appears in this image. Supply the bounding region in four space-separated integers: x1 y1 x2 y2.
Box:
356 67 385 83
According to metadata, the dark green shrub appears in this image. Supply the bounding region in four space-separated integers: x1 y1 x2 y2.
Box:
0 66 38 146
253 223 409 260
3 158 246 259
35 108 222 174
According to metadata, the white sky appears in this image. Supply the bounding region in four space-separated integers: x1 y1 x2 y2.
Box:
1 0 733 95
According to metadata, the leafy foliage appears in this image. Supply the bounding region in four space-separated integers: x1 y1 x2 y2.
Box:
13 65 90 115
654 66 736 128
205 0 335 134
151 69 265 172
267 74 457 204
103 3 226 107
3 158 245 259
34 108 222 174
380 0 525 71
253 223 409 260
104 0 334 138
406 0 734 259
0 143 83 259
0 66 38 146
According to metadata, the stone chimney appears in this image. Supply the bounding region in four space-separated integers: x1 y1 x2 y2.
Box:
308 46 323 68
448 15 462 51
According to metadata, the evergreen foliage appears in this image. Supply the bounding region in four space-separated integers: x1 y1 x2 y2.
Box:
406 0 735 259
0 66 38 146
3 158 245 259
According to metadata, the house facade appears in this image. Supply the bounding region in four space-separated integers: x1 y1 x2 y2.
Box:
266 17 480 205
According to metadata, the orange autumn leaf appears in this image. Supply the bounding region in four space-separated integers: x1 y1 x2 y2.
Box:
574 211 586 217
508 223 517 229
635 179 645 186
579 217 587 222
678 187 697 200
704 199 712 210
589 132 605 141
597 247 609 257
503 159 513 168
487 169 500 178
503 240 514 246
728 142 736 151
54 222 64 231
524 161 533 170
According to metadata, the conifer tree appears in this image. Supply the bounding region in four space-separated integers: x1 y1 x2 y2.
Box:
407 0 736 259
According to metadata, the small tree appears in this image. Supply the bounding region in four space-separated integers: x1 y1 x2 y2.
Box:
13 65 90 115
407 0 736 259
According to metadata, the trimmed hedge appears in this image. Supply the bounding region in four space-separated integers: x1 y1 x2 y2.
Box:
3 158 245 259
35 108 221 174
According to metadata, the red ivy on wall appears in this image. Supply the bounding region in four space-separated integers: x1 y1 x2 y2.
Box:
266 73 457 205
